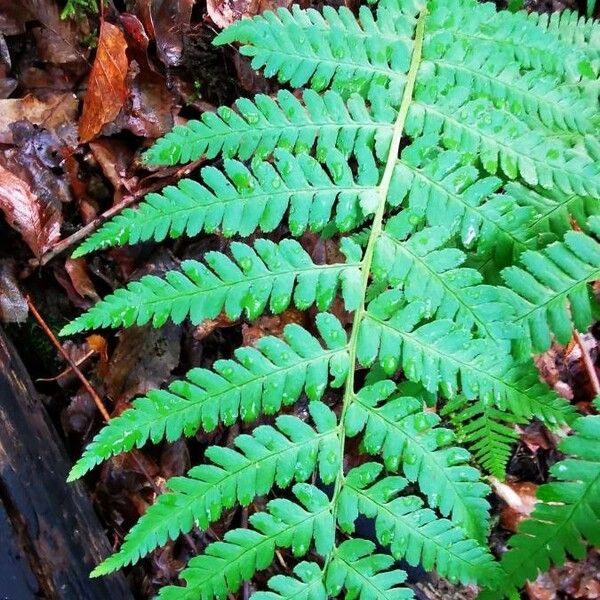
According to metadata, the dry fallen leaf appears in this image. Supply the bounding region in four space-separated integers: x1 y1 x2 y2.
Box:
105 323 181 404
150 0 194 66
65 257 100 301
492 479 539 532
207 0 291 29
0 163 61 258
79 21 129 143
0 93 78 144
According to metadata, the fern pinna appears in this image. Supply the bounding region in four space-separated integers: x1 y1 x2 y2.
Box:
63 0 600 598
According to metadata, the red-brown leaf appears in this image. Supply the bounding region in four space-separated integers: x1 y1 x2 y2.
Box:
79 21 129 143
0 163 61 258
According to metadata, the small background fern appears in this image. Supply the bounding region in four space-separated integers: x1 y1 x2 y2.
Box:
63 0 600 598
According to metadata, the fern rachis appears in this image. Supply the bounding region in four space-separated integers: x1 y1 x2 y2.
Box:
63 1 600 598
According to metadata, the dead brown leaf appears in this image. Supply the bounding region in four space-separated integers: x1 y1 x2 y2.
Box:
0 163 61 258
79 21 129 143
150 0 194 67
207 0 291 29
19 0 88 65
494 479 538 532
241 309 306 346
0 93 78 144
105 323 181 404
65 257 100 301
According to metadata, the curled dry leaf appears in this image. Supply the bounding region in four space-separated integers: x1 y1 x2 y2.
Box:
79 21 129 143
65 257 100 302
0 163 61 258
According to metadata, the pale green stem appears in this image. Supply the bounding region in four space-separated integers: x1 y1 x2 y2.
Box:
322 3 428 573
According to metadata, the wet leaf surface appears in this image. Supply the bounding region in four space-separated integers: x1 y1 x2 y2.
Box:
0 161 61 257
79 21 129 143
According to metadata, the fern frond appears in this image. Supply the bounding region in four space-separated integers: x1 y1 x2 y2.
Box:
253 562 328 600
424 27 595 133
144 89 396 166
390 138 537 258
373 218 517 338
503 182 599 243
409 90 600 197
63 239 362 334
156 483 334 599
338 462 499 584
425 0 596 78
73 149 378 257
92 402 340 575
502 226 600 352
68 314 349 480
213 5 415 95
486 415 600 594
442 396 524 479
325 539 413 600
344 382 491 541
360 293 575 426
530 9 600 60
65 2 600 596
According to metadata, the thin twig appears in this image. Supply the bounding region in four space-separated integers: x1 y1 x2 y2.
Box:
28 296 203 559
27 295 111 422
36 158 204 266
574 330 600 396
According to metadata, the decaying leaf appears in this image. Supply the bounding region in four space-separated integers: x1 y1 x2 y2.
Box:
0 93 78 144
0 163 61 258
206 0 291 29
150 0 194 66
65 257 100 301
79 21 129 143
105 323 181 404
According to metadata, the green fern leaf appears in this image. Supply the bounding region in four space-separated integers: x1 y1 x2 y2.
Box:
442 396 525 479
530 9 600 60
64 1 600 596
389 138 538 260
213 5 413 95
68 314 349 480
485 415 600 595
424 0 596 77
502 226 600 353
502 182 599 244
325 539 413 600
157 483 333 599
359 292 575 425
338 462 499 584
63 238 362 334
252 562 327 600
373 217 517 338
73 149 379 257
143 88 396 166
92 402 340 575
408 89 600 197
344 382 490 541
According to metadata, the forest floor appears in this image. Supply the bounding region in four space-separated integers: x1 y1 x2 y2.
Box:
0 0 598 598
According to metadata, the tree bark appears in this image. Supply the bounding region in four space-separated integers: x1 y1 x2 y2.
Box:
0 326 133 600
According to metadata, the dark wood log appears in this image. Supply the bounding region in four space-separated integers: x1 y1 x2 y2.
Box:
0 326 133 600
